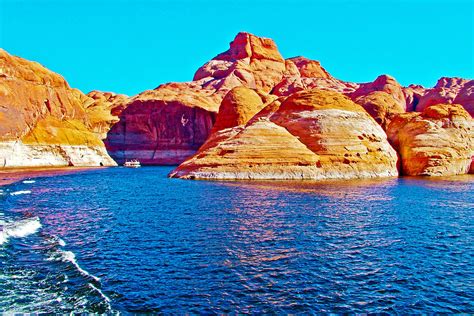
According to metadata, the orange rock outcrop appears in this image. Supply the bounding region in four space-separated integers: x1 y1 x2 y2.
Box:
3 31 472 177
170 89 399 180
387 104 474 176
102 32 473 172
416 77 474 115
0 49 116 167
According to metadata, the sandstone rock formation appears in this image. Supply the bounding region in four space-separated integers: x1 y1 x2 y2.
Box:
353 91 405 129
104 82 219 165
3 31 472 177
403 84 426 112
271 56 359 97
0 49 116 168
104 32 288 165
170 89 399 180
193 32 286 94
387 103 474 176
416 77 474 115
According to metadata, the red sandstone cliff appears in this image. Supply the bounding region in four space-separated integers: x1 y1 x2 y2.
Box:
0 49 116 168
105 33 472 172
2 32 472 177
104 32 288 165
387 104 473 176
170 88 399 180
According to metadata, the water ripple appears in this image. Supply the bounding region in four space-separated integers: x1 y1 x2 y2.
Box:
0 167 473 313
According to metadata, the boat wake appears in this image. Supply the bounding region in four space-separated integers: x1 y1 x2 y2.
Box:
49 249 101 283
0 216 42 245
22 180 36 184
10 190 32 196
46 240 112 311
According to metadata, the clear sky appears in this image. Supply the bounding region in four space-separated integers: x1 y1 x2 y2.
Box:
1 0 472 96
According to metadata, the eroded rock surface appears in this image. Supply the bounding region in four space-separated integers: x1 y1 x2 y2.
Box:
170 89 399 180
387 103 474 176
0 49 116 167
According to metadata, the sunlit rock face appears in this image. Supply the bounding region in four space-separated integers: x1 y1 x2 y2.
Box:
104 32 289 164
0 49 116 167
104 32 360 165
104 32 473 168
271 56 359 97
387 103 474 176
415 77 474 115
169 89 399 180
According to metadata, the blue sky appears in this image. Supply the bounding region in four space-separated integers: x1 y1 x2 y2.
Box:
1 0 472 96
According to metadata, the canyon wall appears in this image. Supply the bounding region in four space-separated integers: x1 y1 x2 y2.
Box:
2 32 472 178
0 49 117 168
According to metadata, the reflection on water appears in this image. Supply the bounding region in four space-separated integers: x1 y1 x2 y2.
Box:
0 167 473 313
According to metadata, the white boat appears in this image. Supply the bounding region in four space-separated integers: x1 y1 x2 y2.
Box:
124 159 141 168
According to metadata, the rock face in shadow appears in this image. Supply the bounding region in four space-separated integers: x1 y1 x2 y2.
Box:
0 49 116 168
169 89 399 180
104 82 219 165
387 104 474 176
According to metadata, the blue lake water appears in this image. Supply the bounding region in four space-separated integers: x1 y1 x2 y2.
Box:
0 167 473 313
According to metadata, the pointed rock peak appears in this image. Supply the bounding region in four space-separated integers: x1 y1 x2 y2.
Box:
215 32 284 63
287 56 332 79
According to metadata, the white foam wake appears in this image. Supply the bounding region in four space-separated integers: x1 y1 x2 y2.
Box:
10 190 31 196
89 283 111 303
56 250 101 282
0 216 42 245
22 180 36 184
47 245 112 310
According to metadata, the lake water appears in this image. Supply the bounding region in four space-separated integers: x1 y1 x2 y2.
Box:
1 167 473 313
